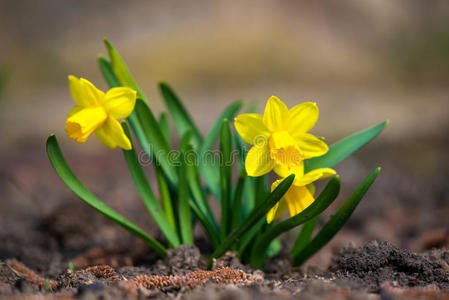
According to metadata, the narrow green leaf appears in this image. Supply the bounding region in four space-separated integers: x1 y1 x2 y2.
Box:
250 176 341 268
237 218 265 259
98 56 120 87
230 169 246 231
305 121 387 172
178 133 194 245
197 100 244 198
207 174 295 268
159 112 170 145
122 123 180 248
155 165 177 234
46 134 166 257
134 99 177 184
291 217 319 257
220 119 232 241
293 168 380 266
159 82 203 149
184 146 219 237
104 39 146 101
188 197 220 248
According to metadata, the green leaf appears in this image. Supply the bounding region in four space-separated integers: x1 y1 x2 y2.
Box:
121 123 180 248
293 167 380 266
237 218 264 259
104 39 146 101
291 216 319 257
207 174 295 268
220 119 233 241
178 132 194 245
46 134 166 257
155 165 177 234
305 121 387 172
230 169 247 231
134 99 177 184
98 56 120 87
159 112 170 145
249 176 341 268
159 82 203 149
184 146 219 237
197 100 244 198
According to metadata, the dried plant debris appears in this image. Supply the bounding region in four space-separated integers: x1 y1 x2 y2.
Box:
82 265 120 281
121 267 263 292
330 240 449 291
5 259 57 291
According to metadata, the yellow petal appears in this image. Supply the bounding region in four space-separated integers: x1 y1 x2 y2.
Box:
267 179 288 223
65 105 108 143
294 133 328 159
68 105 83 117
284 185 315 217
267 198 288 223
234 113 270 145
95 117 132 150
294 168 336 186
263 96 288 131
68 76 103 106
245 145 275 177
80 78 104 104
102 87 137 119
306 183 316 196
287 102 318 134
273 161 304 178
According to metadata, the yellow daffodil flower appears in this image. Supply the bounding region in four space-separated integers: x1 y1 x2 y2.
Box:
266 165 336 223
234 96 328 178
65 76 136 150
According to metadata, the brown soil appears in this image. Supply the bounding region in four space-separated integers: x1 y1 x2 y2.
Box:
1 134 448 299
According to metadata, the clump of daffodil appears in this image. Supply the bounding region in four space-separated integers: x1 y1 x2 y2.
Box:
267 163 336 223
65 76 136 150
234 96 328 178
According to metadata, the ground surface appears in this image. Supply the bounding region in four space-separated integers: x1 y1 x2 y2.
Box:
0 127 448 300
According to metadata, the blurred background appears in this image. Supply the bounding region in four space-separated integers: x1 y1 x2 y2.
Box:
1 0 448 271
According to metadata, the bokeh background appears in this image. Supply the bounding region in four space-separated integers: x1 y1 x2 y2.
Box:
1 0 448 271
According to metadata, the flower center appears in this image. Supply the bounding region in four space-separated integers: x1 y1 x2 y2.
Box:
269 131 304 168
65 105 108 143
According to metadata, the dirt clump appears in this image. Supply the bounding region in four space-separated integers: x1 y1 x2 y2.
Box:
330 240 449 292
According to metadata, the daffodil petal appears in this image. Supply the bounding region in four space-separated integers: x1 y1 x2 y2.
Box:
234 113 270 145
68 105 83 117
273 161 304 178
80 78 104 104
267 198 288 223
284 185 315 217
293 168 336 186
306 183 316 196
267 179 288 223
287 102 318 134
245 145 275 177
68 76 91 107
68 76 104 106
102 87 137 119
294 133 328 159
263 96 288 131
95 117 132 150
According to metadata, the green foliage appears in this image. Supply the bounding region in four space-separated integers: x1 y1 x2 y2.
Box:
292 168 381 266
46 39 386 268
46 135 166 257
